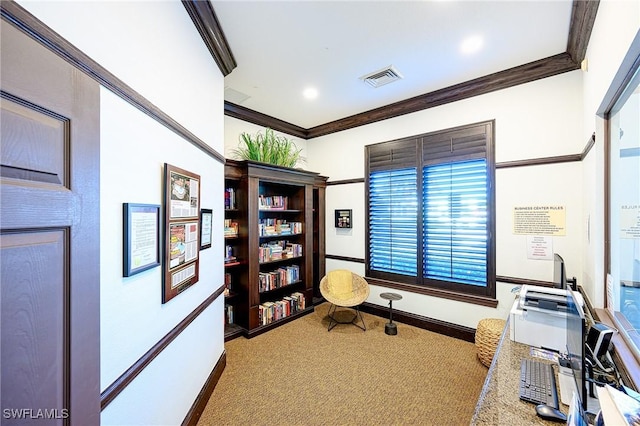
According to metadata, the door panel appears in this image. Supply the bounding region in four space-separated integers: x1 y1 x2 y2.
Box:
1 13 100 426
1 231 67 423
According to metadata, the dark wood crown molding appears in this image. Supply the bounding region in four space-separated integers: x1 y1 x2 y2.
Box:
1 0 226 164
222 0 597 139
307 53 578 139
566 0 600 64
182 0 236 76
224 101 308 139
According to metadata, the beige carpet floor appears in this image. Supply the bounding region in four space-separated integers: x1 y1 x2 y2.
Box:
197 303 487 426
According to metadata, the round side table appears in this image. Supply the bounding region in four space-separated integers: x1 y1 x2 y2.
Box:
380 292 402 335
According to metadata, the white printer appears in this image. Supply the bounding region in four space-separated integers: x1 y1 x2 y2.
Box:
510 285 572 353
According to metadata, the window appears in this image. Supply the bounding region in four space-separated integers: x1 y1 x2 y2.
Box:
366 121 495 299
604 38 640 362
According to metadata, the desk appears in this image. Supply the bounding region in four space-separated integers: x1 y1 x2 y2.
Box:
471 318 568 425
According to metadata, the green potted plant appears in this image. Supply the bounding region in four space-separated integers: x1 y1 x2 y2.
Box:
232 128 304 168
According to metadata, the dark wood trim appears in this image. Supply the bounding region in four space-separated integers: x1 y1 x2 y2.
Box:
225 101 308 139
365 277 498 308
221 0 595 138
325 254 365 264
100 285 225 409
224 54 578 139
182 0 236 76
496 275 553 287
360 301 476 342
1 0 225 165
181 350 227 426
496 153 582 169
566 0 600 64
307 54 578 139
581 132 596 160
326 178 365 186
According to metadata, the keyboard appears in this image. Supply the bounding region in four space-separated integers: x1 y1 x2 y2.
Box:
519 358 560 409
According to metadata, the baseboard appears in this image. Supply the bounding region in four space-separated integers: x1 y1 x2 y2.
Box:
181 350 227 426
360 302 476 342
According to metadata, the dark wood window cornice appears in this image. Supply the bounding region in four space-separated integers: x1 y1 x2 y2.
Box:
221 0 598 139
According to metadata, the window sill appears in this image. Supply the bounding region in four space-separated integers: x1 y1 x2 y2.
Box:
365 276 498 308
594 308 640 390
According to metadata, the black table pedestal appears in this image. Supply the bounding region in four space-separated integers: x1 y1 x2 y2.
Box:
380 292 402 336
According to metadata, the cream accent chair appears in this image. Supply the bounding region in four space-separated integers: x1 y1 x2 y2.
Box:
319 269 370 331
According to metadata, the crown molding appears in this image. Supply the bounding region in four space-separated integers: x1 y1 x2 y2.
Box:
221 0 597 139
566 0 600 64
182 0 236 76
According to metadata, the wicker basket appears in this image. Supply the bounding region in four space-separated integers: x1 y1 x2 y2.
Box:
475 318 506 368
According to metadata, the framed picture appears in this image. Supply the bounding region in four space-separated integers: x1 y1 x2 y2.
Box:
123 203 161 277
200 208 213 250
163 163 201 303
335 209 352 228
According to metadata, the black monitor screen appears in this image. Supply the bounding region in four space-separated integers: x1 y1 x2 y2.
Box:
554 253 566 289
566 288 588 411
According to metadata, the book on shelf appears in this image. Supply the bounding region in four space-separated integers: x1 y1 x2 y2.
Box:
224 245 238 264
258 195 288 210
224 272 231 296
258 265 300 292
224 219 239 237
258 219 302 237
257 292 305 326
225 304 234 324
225 187 236 210
258 241 302 263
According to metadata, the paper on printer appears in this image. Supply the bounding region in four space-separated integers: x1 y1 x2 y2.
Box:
510 285 571 353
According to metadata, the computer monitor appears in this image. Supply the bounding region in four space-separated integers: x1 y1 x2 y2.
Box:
553 253 567 289
566 287 588 411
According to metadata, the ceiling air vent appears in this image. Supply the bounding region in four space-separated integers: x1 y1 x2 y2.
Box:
360 65 403 88
224 86 251 104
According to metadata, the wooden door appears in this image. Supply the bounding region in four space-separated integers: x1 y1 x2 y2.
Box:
1 16 100 426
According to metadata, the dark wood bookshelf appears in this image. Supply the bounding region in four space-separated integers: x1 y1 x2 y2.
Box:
223 160 326 338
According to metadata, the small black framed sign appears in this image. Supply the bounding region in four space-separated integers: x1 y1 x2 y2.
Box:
200 208 213 250
335 209 352 228
123 203 161 277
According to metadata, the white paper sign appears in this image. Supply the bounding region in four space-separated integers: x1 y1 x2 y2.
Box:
526 235 553 260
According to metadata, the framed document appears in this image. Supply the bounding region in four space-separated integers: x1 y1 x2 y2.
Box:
335 209 352 228
163 163 201 303
123 203 160 277
200 208 213 250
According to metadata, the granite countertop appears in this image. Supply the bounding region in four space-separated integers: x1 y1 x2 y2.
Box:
471 318 567 425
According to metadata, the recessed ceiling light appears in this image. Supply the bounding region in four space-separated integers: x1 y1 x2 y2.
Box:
460 35 483 55
303 87 318 100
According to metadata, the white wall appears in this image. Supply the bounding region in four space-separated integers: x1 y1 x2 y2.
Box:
304 71 585 329
18 1 226 424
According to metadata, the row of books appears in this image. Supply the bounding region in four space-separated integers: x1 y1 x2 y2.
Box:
225 187 237 210
224 219 239 237
258 265 300 292
258 195 288 210
224 304 234 324
258 292 305 326
258 241 302 263
258 219 302 237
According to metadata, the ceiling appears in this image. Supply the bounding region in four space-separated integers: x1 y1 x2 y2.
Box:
204 1 595 138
